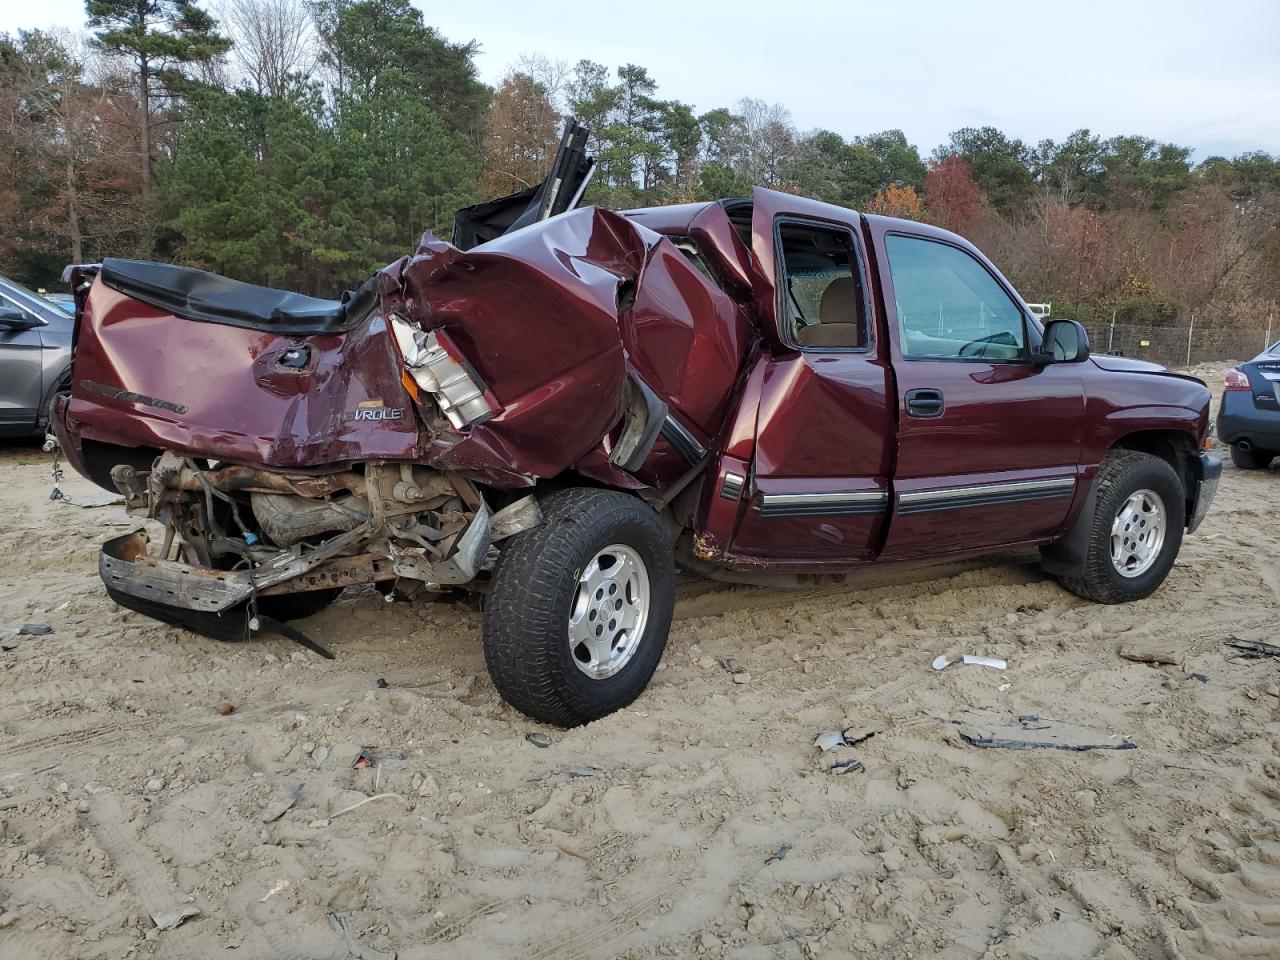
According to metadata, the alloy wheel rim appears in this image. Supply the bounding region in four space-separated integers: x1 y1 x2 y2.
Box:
1110 488 1167 578
568 544 650 680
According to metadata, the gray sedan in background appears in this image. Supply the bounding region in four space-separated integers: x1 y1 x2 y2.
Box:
0 274 73 436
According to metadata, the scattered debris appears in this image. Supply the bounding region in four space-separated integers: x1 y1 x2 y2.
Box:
249 614 334 660
731 672 752 684
933 653 1007 671
215 703 235 716
828 758 864 774
719 657 745 675
765 843 792 864
959 733 1135 752
152 906 200 931
954 713 1135 752
327 911 396 960
813 730 846 752
566 763 607 778
1187 673 1209 683
63 490 125 509
998 682 1012 692
258 879 290 903
18 623 53 636
813 729 877 751
261 782 304 823
375 678 389 689
312 746 329 765
352 748 406 770
1118 640 1182 665
526 732 552 748
329 793 404 820
1223 636 1280 660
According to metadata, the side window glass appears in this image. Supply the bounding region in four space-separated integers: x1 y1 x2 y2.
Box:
885 234 1027 360
777 222 867 350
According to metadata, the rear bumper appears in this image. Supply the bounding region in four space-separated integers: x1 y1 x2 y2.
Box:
100 529 385 613
1186 453 1221 534
99 501 492 615
1217 392 1280 450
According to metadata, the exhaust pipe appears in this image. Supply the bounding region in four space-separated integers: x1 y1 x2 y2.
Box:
1237 439 1253 451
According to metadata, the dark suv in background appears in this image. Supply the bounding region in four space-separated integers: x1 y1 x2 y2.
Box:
1219 342 1280 469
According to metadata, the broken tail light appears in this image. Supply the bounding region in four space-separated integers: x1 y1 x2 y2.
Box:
1224 369 1250 392
389 314 495 429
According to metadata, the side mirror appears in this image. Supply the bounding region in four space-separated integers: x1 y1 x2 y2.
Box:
0 306 38 330
1038 318 1090 363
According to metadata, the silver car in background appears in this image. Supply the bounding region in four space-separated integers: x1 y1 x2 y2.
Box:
0 274 74 436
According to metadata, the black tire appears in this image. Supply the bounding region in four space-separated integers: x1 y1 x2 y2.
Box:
483 488 675 727
1229 443 1273 470
1058 450 1185 604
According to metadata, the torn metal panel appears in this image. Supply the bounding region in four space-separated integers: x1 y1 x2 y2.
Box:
381 205 749 488
67 285 420 469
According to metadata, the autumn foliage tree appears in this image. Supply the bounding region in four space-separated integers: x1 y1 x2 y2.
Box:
0 30 145 278
481 69 561 198
865 183 922 220
924 155 982 234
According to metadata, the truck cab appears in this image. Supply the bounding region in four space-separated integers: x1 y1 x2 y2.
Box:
626 190 1218 577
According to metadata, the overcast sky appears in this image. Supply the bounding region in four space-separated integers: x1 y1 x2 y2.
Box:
4 0 1277 161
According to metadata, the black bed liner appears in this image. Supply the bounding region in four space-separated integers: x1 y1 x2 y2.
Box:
99 258 377 335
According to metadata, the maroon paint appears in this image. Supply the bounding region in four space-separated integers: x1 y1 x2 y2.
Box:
704 192 889 563
67 280 420 468
67 206 749 490
58 191 1214 576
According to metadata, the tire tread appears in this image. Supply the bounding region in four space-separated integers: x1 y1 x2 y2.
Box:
482 488 672 727
1058 449 1184 604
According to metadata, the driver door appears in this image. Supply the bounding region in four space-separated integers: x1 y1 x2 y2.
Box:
868 226 1086 559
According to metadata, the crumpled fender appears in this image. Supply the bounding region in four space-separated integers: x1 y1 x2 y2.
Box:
378 206 748 488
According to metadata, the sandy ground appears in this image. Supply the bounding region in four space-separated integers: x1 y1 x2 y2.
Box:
1 363 1278 960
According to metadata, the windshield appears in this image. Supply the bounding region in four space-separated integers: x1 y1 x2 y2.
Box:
0 275 59 318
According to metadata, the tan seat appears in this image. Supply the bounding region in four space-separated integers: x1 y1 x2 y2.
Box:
798 322 861 347
796 276 863 348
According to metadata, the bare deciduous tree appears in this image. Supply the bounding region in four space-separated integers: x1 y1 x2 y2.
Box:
220 0 317 96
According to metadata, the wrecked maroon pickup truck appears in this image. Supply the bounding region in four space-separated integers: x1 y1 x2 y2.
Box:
52 124 1219 725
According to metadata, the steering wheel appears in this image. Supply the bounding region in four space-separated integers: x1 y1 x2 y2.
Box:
958 331 1017 358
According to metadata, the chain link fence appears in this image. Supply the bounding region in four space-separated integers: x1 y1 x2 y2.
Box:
1080 319 1276 368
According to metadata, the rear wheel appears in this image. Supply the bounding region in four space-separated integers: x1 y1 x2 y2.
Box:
1058 450 1184 604
1229 442 1274 470
482 488 675 726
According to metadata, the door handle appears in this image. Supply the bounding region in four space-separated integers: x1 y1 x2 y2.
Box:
905 388 944 418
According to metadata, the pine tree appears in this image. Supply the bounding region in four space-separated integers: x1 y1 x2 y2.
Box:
85 0 229 189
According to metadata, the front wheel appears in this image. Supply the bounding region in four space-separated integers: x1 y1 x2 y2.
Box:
1057 450 1185 604
482 488 675 726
